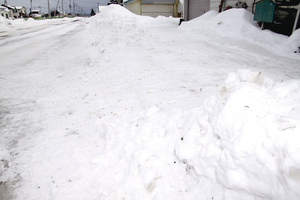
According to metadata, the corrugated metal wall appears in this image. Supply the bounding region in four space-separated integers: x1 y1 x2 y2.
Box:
141 4 174 16
188 0 210 20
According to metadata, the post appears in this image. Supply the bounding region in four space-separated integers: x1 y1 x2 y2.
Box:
48 0 51 18
56 0 60 16
62 0 64 16
73 0 75 15
183 0 189 21
293 9 300 33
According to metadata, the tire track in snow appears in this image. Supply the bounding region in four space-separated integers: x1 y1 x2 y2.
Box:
0 19 89 199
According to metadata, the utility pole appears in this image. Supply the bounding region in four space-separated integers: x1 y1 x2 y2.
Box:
56 0 60 16
48 0 51 19
38 6 42 13
73 0 75 15
4 0 7 6
61 0 64 16
30 0 32 13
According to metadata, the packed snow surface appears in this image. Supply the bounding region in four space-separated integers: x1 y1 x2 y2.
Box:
1 5 300 200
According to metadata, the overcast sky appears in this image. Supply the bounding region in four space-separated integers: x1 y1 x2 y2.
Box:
3 0 109 15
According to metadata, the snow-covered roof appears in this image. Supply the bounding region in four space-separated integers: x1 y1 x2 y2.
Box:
0 5 9 12
123 0 136 3
1 4 15 9
15 6 26 9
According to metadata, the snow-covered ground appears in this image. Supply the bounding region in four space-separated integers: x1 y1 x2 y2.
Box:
1 5 300 200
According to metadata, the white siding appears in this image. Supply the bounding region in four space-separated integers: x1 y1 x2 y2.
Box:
141 4 174 17
126 1 141 15
189 0 210 20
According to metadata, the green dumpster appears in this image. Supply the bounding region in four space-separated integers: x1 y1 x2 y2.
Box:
254 0 276 23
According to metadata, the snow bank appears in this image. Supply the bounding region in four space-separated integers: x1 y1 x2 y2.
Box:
175 70 300 199
285 29 300 53
0 15 10 30
179 9 260 38
93 4 179 26
88 5 179 63
98 4 136 20
180 9 295 54
89 69 300 199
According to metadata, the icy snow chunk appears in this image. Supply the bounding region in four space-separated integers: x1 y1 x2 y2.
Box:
175 70 300 200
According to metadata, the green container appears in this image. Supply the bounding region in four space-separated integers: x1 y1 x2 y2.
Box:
254 0 276 23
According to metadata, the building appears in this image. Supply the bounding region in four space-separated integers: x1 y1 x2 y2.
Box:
15 6 27 18
0 5 10 18
183 0 210 21
1 4 26 18
124 0 180 17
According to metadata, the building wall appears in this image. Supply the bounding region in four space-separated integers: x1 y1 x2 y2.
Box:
0 10 7 18
188 0 210 20
125 0 179 17
210 0 255 13
126 0 141 15
141 4 174 17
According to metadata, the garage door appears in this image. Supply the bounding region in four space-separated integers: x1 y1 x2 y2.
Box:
188 0 210 20
141 4 174 17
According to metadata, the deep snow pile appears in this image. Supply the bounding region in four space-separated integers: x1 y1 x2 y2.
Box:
175 70 300 199
86 6 300 199
179 9 300 54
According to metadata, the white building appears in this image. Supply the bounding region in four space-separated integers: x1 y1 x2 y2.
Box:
1 4 26 18
15 6 27 18
0 5 10 18
124 0 181 17
0 5 12 18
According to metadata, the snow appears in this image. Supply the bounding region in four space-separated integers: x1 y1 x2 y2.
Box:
1 5 300 200
176 70 300 199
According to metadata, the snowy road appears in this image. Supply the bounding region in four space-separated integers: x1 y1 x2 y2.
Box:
1 6 300 200
0 18 92 199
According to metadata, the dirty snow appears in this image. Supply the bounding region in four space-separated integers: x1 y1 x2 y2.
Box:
1 5 300 200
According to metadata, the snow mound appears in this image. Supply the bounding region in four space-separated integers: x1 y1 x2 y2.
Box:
94 4 136 21
0 15 10 30
92 4 179 26
10 18 26 26
26 18 36 23
180 8 293 54
90 69 300 199
285 29 300 53
175 70 300 199
209 8 259 33
180 9 259 36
